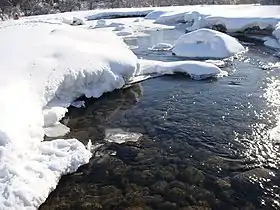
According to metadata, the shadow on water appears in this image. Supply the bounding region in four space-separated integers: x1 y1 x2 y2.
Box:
41 29 280 210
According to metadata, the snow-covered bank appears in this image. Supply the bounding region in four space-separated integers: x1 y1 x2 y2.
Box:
0 21 138 210
19 5 280 50
150 5 280 50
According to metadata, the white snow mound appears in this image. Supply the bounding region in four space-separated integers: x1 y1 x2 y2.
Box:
172 28 245 59
138 59 227 80
0 21 138 210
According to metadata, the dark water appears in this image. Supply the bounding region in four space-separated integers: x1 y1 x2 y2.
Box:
40 28 280 210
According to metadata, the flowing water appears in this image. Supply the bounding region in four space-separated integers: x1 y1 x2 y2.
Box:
40 27 280 210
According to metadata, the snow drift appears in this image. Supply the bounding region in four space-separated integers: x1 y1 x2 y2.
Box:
138 59 227 80
0 21 138 210
149 5 280 50
172 28 245 59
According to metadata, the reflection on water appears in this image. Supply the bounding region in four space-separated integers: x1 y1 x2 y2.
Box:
41 29 280 210
56 84 143 145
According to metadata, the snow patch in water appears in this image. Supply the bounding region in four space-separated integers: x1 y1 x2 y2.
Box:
172 28 245 59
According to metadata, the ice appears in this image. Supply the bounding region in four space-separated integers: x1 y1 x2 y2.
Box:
88 18 152 37
147 5 280 49
264 37 280 49
145 10 169 20
43 107 68 127
172 28 245 59
86 8 153 20
0 20 139 210
115 27 133 36
71 100 85 108
44 123 70 138
105 128 142 144
155 10 187 24
138 59 227 80
204 60 227 68
62 16 86 26
95 19 107 27
148 43 173 51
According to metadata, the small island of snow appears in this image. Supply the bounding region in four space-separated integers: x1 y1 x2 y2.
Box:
172 28 245 59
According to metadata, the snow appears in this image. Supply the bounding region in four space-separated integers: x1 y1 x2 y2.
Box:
264 37 280 49
273 22 280 40
85 8 154 20
145 10 170 20
172 28 245 59
142 5 280 50
204 60 227 68
44 123 70 138
0 21 138 210
115 27 134 36
155 10 187 24
138 59 227 80
71 100 85 108
62 16 86 26
149 43 173 51
1 4 280 210
43 107 68 127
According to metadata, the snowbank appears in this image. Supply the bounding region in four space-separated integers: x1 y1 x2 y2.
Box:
155 10 187 24
145 10 170 20
21 5 280 49
0 21 138 210
138 59 227 80
172 28 245 59
62 16 86 26
1 4 279 209
150 5 280 49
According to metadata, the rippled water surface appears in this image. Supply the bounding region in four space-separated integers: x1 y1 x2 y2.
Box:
41 27 280 210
